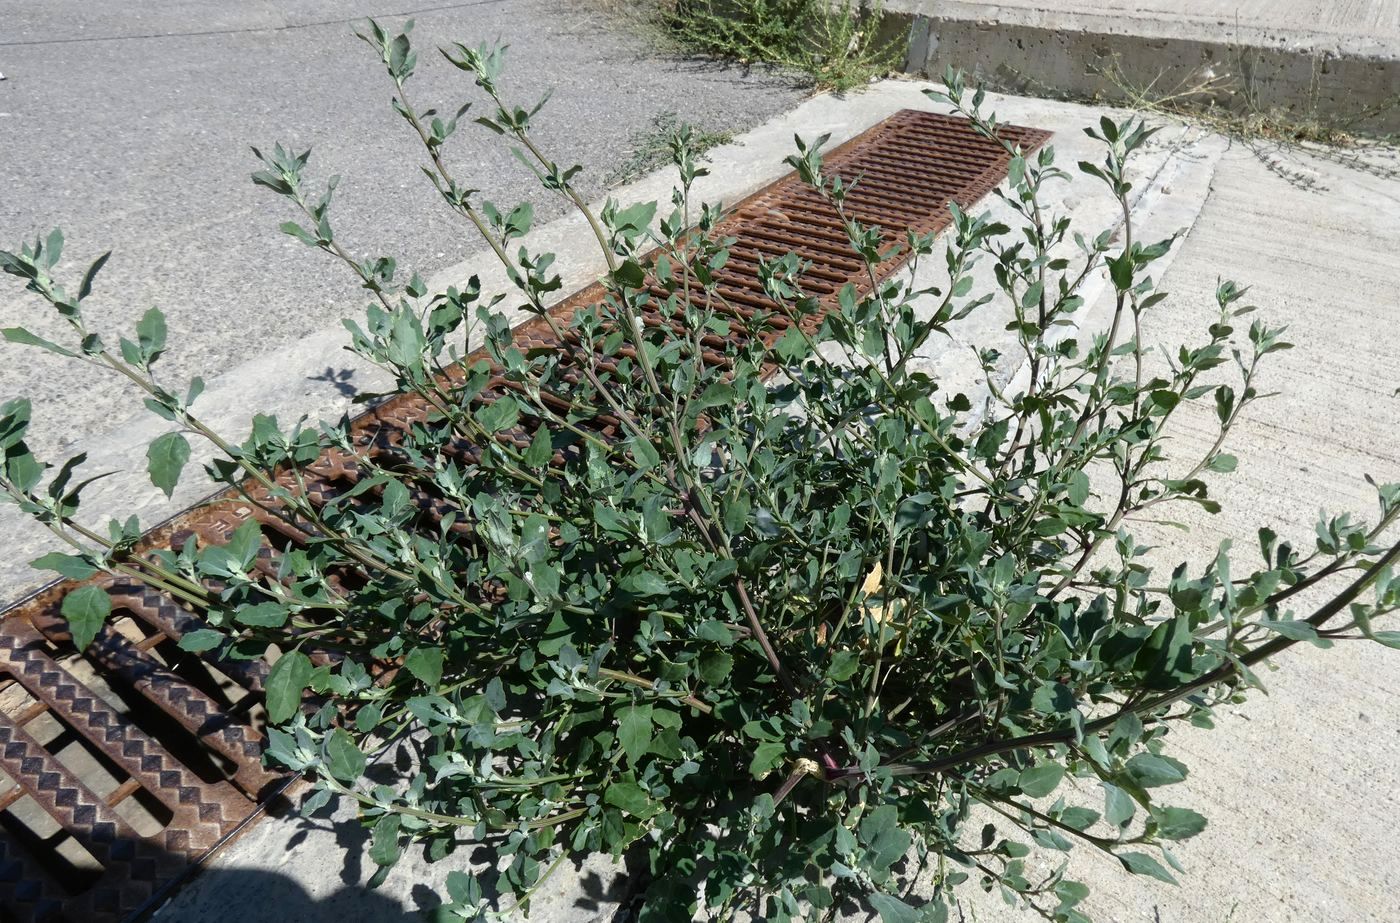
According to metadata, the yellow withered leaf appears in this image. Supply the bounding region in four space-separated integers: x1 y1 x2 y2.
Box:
860 561 884 598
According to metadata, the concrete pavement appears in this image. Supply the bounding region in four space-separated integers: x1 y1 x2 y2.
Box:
894 0 1400 53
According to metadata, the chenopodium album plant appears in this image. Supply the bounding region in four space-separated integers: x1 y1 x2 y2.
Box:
2 21 1398 922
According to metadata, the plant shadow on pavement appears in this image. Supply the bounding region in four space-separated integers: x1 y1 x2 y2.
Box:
148 866 418 923
231 763 649 922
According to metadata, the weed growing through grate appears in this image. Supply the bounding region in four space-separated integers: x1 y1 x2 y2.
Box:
606 111 734 188
3 22 1400 923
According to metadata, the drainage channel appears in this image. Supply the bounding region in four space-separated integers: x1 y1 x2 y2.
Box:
0 109 1049 922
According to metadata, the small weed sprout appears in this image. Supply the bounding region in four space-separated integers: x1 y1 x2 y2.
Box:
660 0 901 92
606 111 734 188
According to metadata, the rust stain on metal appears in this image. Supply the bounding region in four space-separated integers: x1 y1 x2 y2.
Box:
0 110 1048 921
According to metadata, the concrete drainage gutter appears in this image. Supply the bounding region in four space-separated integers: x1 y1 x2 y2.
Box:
878 0 1400 135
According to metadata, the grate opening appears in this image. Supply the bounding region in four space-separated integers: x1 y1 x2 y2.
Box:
116 604 266 697
109 614 246 711
89 622 246 787
0 796 105 895
0 689 173 845
0 670 175 843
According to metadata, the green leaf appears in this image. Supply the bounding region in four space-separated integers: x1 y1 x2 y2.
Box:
1031 682 1076 714
30 552 98 581
1259 618 1318 641
61 585 110 651
775 326 810 361
146 431 190 499
78 251 112 301
1125 752 1188 788
973 417 1009 462
484 676 507 713
380 480 410 518
1055 880 1091 911
1352 605 1400 649
613 200 658 236
1017 761 1065 798
694 381 735 411
475 395 519 433
1152 806 1207 840
136 307 167 361
1103 782 1135 828
264 649 313 724
722 493 751 536
620 570 668 596
861 805 912 873
44 228 64 266
629 436 660 470
618 703 653 767
235 602 289 628
6 451 43 493
280 221 318 245
698 651 733 685
355 702 384 735
1148 389 1180 413
0 397 31 450
1206 453 1237 473
697 620 733 645
604 780 658 817
1107 253 1134 290
1215 385 1236 423
523 425 553 467
178 628 224 653
1119 851 1177 884
323 727 366 783
826 649 860 682
1059 807 1101 831
612 260 646 288
368 812 402 867
1068 470 1090 506
749 740 786 779
224 518 263 570
445 869 482 906
2 327 77 358
867 893 918 923
1138 613 1195 689
404 647 444 687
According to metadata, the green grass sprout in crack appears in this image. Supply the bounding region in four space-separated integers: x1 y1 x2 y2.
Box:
607 111 734 188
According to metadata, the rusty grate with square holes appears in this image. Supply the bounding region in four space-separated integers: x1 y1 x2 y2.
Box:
0 110 1049 922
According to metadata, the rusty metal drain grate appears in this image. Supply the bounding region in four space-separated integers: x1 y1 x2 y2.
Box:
0 109 1048 922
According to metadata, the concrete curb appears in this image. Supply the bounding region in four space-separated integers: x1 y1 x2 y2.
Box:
880 0 1400 135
